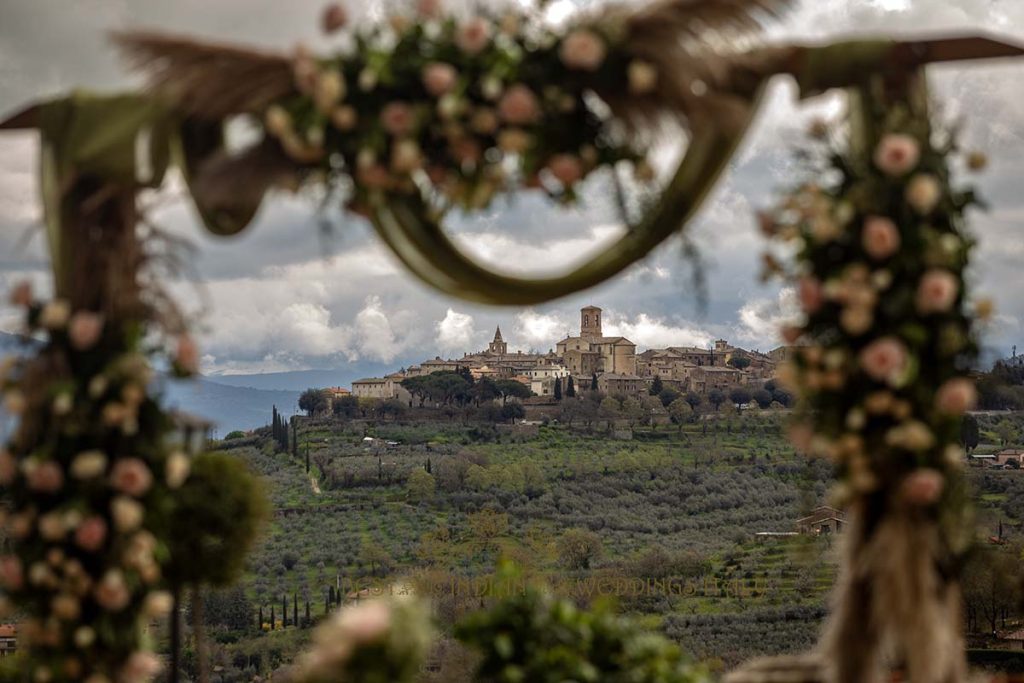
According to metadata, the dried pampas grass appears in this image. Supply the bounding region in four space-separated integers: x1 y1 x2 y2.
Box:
602 0 793 138
821 501 966 683
112 31 295 118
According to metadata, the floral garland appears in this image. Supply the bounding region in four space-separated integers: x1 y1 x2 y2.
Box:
763 93 984 518
0 284 198 682
261 1 659 214
761 76 986 680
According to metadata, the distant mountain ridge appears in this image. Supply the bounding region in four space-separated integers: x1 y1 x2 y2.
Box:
207 362 402 392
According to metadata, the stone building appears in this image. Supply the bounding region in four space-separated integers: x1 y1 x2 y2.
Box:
797 506 847 535
556 306 637 376
597 373 645 397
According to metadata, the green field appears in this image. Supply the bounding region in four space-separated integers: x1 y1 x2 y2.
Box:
191 410 1024 679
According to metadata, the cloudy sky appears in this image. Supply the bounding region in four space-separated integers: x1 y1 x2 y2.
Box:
1 0 1022 377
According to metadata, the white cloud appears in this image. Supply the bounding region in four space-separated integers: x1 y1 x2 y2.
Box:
733 288 799 350
435 308 478 356
515 310 570 350
604 313 714 350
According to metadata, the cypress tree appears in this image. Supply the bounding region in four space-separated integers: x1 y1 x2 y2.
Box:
270 605 275 630
293 593 298 627
305 599 311 624
650 375 663 396
425 457 432 474
282 594 288 627
566 376 576 397
305 444 310 473
329 585 335 604
554 377 562 400
258 605 264 630
590 373 598 391
292 419 298 459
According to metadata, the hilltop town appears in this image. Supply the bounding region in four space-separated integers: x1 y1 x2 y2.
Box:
342 305 790 405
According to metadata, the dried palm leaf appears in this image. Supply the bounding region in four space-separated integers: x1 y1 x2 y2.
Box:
112 30 294 118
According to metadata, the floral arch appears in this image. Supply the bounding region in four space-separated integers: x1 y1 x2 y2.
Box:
0 0 1022 681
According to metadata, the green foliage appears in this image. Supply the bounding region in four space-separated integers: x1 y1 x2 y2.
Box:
566 376 576 398
333 394 360 417
166 452 270 588
557 528 603 570
407 468 436 503
456 568 708 683
707 390 726 410
554 376 563 400
961 415 980 452
225 430 247 440
729 388 752 407
299 388 330 417
727 355 752 370
650 375 664 396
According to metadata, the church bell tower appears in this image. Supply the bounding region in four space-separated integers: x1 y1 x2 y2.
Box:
580 306 602 339
488 326 507 355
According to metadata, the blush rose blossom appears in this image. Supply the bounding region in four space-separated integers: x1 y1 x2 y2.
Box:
110 458 153 497
417 0 442 18
497 85 540 125
74 517 107 553
321 3 348 33
873 133 920 176
862 216 901 260
176 334 199 375
900 468 944 505
559 30 607 71
422 63 457 97
71 450 108 479
111 496 145 532
95 570 131 612
380 102 415 136
9 281 32 307
166 452 191 489
935 377 977 415
859 337 908 386
26 461 63 493
547 154 583 185
0 556 23 590
798 277 824 314
0 450 16 485
456 17 491 55
916 269 959 314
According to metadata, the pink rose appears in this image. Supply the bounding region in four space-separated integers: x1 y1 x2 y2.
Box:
120 651 162 683
95 570 130 612
9 281 32 307
175 335 199 375
110 458 153 497
68 311 104 351
498 85 540 125
798 277 824 314
338 600 392 644
862 216 901 260
916 269 959 314
859 336 908 386
0 556 23 590
456 17 491 55
422 63 457 97
547 154 583 185
900 468 944 506
74 517 107 553
559 29 607 71
873 133 920 176
416 0 442 17
321 3 348 34
935 377 977 415
380 102 415 136
26 461 63 494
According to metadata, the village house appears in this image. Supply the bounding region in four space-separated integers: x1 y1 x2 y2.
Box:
597 373 646 397
797 506 847 535
0 624 15 657
996 449 1024 467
